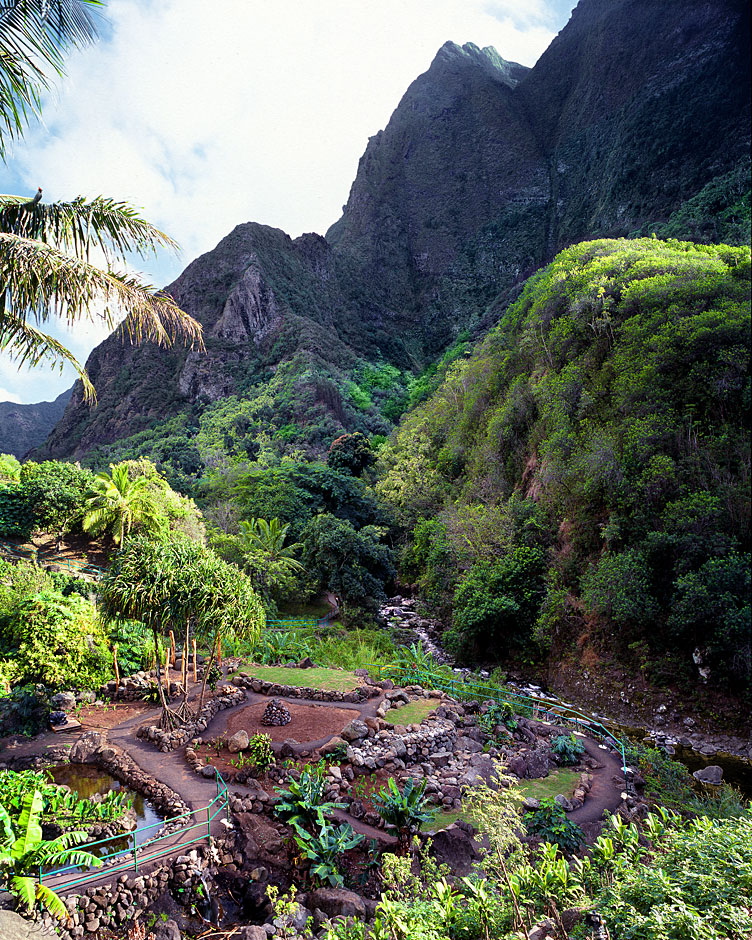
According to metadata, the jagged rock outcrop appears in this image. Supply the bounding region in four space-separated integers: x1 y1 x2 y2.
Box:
37 0 751 461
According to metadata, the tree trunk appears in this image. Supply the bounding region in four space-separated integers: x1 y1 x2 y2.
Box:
152 625 176 730
196 630 219 716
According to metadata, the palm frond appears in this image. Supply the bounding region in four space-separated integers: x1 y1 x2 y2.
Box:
0 1 100 156
0 193 178 262
0 314 94 398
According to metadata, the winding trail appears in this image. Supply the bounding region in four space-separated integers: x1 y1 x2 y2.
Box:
1 674 626 894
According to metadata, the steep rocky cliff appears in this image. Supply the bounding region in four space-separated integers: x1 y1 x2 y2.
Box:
0 388 72 457
38 0 751 462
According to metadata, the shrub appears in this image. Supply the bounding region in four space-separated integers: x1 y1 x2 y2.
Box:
551 733 585 765
523 797 584 853
247 732 274 772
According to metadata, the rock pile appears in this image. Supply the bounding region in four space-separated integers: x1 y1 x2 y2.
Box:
261 698 292 727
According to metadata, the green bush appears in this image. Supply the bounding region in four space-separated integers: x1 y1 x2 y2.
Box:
551 733 585 766
523 797 584 853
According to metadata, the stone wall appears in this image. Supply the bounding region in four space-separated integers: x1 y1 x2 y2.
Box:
230 672 381 703
136 686 246 752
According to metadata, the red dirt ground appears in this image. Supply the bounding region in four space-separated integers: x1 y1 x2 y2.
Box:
224 701 354 744
77 702 154 731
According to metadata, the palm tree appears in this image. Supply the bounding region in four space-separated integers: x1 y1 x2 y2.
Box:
0 1 203 395
0 789 101 920
82 463 164 548
239 517 305 599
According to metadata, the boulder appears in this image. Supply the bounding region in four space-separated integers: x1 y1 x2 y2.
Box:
235 813 288 867
155 920 182 940
341 719 369 742
428 821 480 876
524 748 551 779
70 730 106 763
228 730 250 753
50 691 76 712
319 736 347 757
308 887 366 920
0 910 57 939
693 764 723 785
240 928 269 940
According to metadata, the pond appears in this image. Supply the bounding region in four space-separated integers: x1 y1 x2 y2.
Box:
48 764 165 861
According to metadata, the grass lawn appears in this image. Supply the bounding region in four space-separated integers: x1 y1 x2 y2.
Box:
231 664 361 692
384 700 438 726
517 768 581 801
421 770 581 832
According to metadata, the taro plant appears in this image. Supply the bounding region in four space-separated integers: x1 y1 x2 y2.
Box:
551 733 585 766
0 791 102 920
292 819 364 887
373 777 435 849
523 797 585 853
274 764 346 834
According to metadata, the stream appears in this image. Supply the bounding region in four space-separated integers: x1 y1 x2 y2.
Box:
408 622 752 798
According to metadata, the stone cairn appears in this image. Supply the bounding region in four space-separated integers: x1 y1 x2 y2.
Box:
261 698 291 727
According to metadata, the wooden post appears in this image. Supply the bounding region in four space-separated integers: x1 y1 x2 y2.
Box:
113 644 120 689
164 649 170 698
192 639 197 683
169 630 176 665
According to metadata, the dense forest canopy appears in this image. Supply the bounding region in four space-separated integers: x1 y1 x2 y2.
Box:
377 238 751 688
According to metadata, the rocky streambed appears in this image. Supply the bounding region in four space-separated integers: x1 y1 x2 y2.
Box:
380 596 752 795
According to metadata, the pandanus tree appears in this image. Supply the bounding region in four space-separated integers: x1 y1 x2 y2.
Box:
0 0 203 393
100 533 264 727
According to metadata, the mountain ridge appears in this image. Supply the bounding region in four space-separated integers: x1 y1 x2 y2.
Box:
34 0 751 464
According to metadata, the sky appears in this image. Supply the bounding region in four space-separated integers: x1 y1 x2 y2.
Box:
1 0 577 404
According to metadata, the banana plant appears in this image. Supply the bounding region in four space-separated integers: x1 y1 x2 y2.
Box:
0 791 102 920
274 764 346 834
373 777 436 849
293 820 363 887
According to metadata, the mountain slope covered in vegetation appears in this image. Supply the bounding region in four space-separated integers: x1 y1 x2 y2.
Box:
378 238 751 691
36 0 750 468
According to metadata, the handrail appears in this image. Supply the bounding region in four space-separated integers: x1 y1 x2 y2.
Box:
38 770 228 893
0 539 104 579
369 663 628 780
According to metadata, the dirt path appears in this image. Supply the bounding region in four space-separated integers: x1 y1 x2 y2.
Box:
569 738 625 828
3 680 627 895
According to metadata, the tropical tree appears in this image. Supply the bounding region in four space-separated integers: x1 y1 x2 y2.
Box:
0 789 101 920
239 516 304 599
0 0 202 395
99 533 264 726
82 463 164 548
19 459 92 549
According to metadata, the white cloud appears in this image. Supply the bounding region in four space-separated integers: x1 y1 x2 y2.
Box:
0 388 22 404
1 0 571 403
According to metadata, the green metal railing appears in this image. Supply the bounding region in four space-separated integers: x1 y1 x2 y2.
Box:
38 771 229 893
0 539 104 579
370 663 628 779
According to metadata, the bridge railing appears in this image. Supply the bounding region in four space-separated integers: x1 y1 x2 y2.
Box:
38 771 229 894
369 663 627 778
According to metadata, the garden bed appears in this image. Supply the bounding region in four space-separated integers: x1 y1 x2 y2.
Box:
383 699 438 726
230 664 362 692
226 701 355 745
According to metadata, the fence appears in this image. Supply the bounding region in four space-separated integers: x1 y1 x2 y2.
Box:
39 771 229 894
370 663 628 778
0 539 104 580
